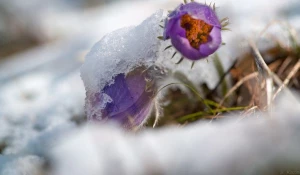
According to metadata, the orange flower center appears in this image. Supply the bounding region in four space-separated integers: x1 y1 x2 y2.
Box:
180 14 213 49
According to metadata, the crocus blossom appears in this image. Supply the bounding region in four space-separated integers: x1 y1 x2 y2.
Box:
87 67 155 129
164 2 222 60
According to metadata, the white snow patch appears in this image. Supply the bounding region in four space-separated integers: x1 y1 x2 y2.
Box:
80 10 164 94
0 155 44 175
48 94 300 175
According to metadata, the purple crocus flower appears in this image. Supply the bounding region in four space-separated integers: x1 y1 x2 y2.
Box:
164 2 222 60
87 67 155 129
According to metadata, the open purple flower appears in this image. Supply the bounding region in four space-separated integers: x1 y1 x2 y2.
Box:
164 2 222 60
87 67 155 129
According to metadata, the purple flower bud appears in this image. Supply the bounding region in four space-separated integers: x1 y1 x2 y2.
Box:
164 2 222 60
87 67 155 129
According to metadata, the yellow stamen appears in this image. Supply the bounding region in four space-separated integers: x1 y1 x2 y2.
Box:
181 14 213 49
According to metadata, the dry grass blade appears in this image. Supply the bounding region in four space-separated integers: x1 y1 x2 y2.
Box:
236 106 259 122
220 72 259 106
249 40 273 112
273 59 300 100
277 56 293 76
243 106 259 115
153 98 163 128
249 40 272 76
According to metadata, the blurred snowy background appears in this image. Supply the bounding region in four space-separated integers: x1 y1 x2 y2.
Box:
1 0 300 174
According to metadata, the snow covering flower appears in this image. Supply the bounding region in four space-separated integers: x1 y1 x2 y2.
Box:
88 67 155 129
164 2 222 60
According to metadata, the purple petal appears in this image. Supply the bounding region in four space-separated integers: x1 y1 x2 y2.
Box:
166 16 186 39
164 17 177 40
102 74 145 116
171 35 203 60
89 68 154 129
168 3 184 18
180 2 221 28
199 27 222 56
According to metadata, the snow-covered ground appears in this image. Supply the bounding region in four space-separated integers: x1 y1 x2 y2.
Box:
0 0 300 174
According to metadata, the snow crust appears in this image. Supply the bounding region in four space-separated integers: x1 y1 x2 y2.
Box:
80 10 164 94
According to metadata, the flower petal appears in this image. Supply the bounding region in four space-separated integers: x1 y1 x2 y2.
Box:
102 74 143 117
89 67 154 129
167 15 186 39
180 2 221 27
171 35 204 60
199 26 222 56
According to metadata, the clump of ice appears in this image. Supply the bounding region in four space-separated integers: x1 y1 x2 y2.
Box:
80 10 164 95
